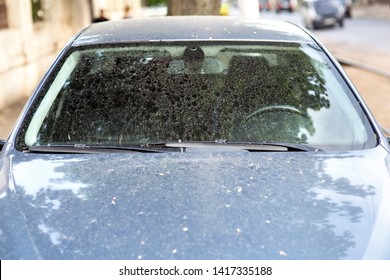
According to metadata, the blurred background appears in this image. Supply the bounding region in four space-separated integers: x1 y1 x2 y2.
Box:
0 0 389 139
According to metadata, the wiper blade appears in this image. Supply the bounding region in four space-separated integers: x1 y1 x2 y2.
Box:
165 141 286 151
163 141 320 152
23 144 163 154
24 142 319 154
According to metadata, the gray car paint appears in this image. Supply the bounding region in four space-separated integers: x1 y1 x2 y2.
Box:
1 146 390 259
74 16 315 46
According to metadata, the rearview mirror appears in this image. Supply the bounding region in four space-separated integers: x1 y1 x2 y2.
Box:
168 58 224 74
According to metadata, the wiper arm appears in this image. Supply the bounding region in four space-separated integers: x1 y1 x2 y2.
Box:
163 141 320 152
23 144 164 154
165 141 286 151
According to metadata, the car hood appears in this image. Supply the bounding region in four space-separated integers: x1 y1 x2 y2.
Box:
1 146 390 259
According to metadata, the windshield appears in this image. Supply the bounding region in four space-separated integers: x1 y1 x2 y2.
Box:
16 42 376 151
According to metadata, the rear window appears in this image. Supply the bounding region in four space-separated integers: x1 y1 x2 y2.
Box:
314 0 340 13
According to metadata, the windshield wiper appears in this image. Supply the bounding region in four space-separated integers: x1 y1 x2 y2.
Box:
24 141 320 154
159 141 321 152
23 144 165 154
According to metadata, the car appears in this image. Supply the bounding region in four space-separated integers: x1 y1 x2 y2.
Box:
276 0 294 12
301 0 345 29
1 16 390 260
259 0 272 11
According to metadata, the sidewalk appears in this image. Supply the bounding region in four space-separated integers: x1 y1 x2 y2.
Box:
314 3 390 76
0 97 27 139
353 3 390 21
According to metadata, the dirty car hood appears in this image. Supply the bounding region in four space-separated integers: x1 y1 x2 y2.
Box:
1 147 390 259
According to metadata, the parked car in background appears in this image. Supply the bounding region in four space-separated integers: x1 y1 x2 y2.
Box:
259 0 272 11
276 0 294 12
1 16 389 260
301 0 345 29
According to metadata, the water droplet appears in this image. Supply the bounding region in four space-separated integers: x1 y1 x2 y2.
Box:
137 255 143 259
225 204 231 208
111 197 117 205
182 227 189 232
235 186 243 193
265 220 271 224
172 249 177 254
236 228 242 233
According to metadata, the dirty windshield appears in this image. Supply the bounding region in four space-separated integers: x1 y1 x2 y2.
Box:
18 42 376 151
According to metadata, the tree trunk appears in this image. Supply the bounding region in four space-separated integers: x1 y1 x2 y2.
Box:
168 0 221 16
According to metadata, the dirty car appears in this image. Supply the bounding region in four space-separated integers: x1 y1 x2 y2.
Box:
1 17 389 260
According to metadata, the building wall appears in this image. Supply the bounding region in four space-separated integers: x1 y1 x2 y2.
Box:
0 0 144 112
0 0 91 112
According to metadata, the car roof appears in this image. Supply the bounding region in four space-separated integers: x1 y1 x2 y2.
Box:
73 16 315 46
